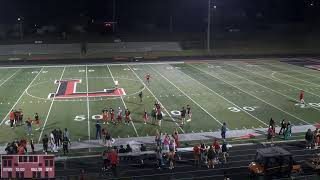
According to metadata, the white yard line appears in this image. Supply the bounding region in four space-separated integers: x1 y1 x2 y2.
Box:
0 69 20 87
219 66 320 112
107 65 139 137
86 66 91 141
0 67 44 125
180 66 268 127
234 63 320 100
190 64 310 125
149 65 223 126
128 65 185 134
38 67 66 143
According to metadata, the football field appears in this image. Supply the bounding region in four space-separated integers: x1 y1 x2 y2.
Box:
0 59 319 144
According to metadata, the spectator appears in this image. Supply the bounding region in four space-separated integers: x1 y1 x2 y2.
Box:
284 121 292 140
155 146 164 169
109 147 119 177
269 118 275 132
173 130 180 148
119 145 126 153
193 144 200 167
267 126 275 146
167 148 175 170
163 134 170 151
42 134 49 153
126 144 132 153
25 117 32 136
221 140 229 164
279 119 286 135
62 136 71 155
221 122 227 139
63 128 70 139
50 131 57 152
305 129 313 149
57 128 63 147
200 142 207 164
140 144 147 152
30 139 35 154
53 129 59 147
213 139 221 154
95 121 102 140
105 131 112 147
102 149 110 171
314 129 320 149
155 129 162 147
207 146 215 168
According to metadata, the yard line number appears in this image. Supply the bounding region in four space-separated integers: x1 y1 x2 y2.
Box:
228 106 259 112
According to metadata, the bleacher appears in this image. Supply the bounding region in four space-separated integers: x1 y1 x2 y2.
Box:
53 141 320 180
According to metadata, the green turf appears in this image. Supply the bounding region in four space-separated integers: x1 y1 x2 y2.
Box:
0 59 319 145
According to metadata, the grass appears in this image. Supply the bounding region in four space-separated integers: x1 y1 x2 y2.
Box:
0 59 319 146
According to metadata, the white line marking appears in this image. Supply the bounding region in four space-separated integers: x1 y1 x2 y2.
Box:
0 69 20 87
107 65 139 137
128 65 185 133
195 64 310 125
86 66 91 141
0 67 44 125
149 65 223 126
183 65 268 127
38 67 66 143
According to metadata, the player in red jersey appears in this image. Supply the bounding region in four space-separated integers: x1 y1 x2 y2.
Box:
299 90 305 104
9 110 15 128
117 107 123 123
125 109 131 125
143 109 148 124
102 108 109 125
145 74 151 85
110 108 115 124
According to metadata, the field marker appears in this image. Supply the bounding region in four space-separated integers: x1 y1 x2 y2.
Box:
0 69 20 87
0 67 44 126
185 65 268 127
38 67 66 143
107 65 139 137
195 64 310 125
149 65 223 126
127 65 185 134
226 64 320 112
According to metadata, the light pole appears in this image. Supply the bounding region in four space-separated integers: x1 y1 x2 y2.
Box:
207 0 211 53
18 17 23 40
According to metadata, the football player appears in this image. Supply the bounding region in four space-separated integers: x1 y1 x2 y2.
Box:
18 109 24 126
299 90 305 104
102 108 109 125
125 109 131 125
117 107 123 123
110 108 115 124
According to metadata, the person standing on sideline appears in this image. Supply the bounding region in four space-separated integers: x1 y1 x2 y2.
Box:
42 134 49 153
269 118 275 134
96 121 102 140
105 131 112 147
221 122 227 139
9 110 15 128
80 41 87 56
30 139 35 154
57 128 63 147
305 129 313 149
221 140 229 164
279 119 286 135
63 136 71 155
25 117 33 136
299 90 305 104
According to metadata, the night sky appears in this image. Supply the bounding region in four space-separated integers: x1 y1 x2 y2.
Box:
0 0 319 28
